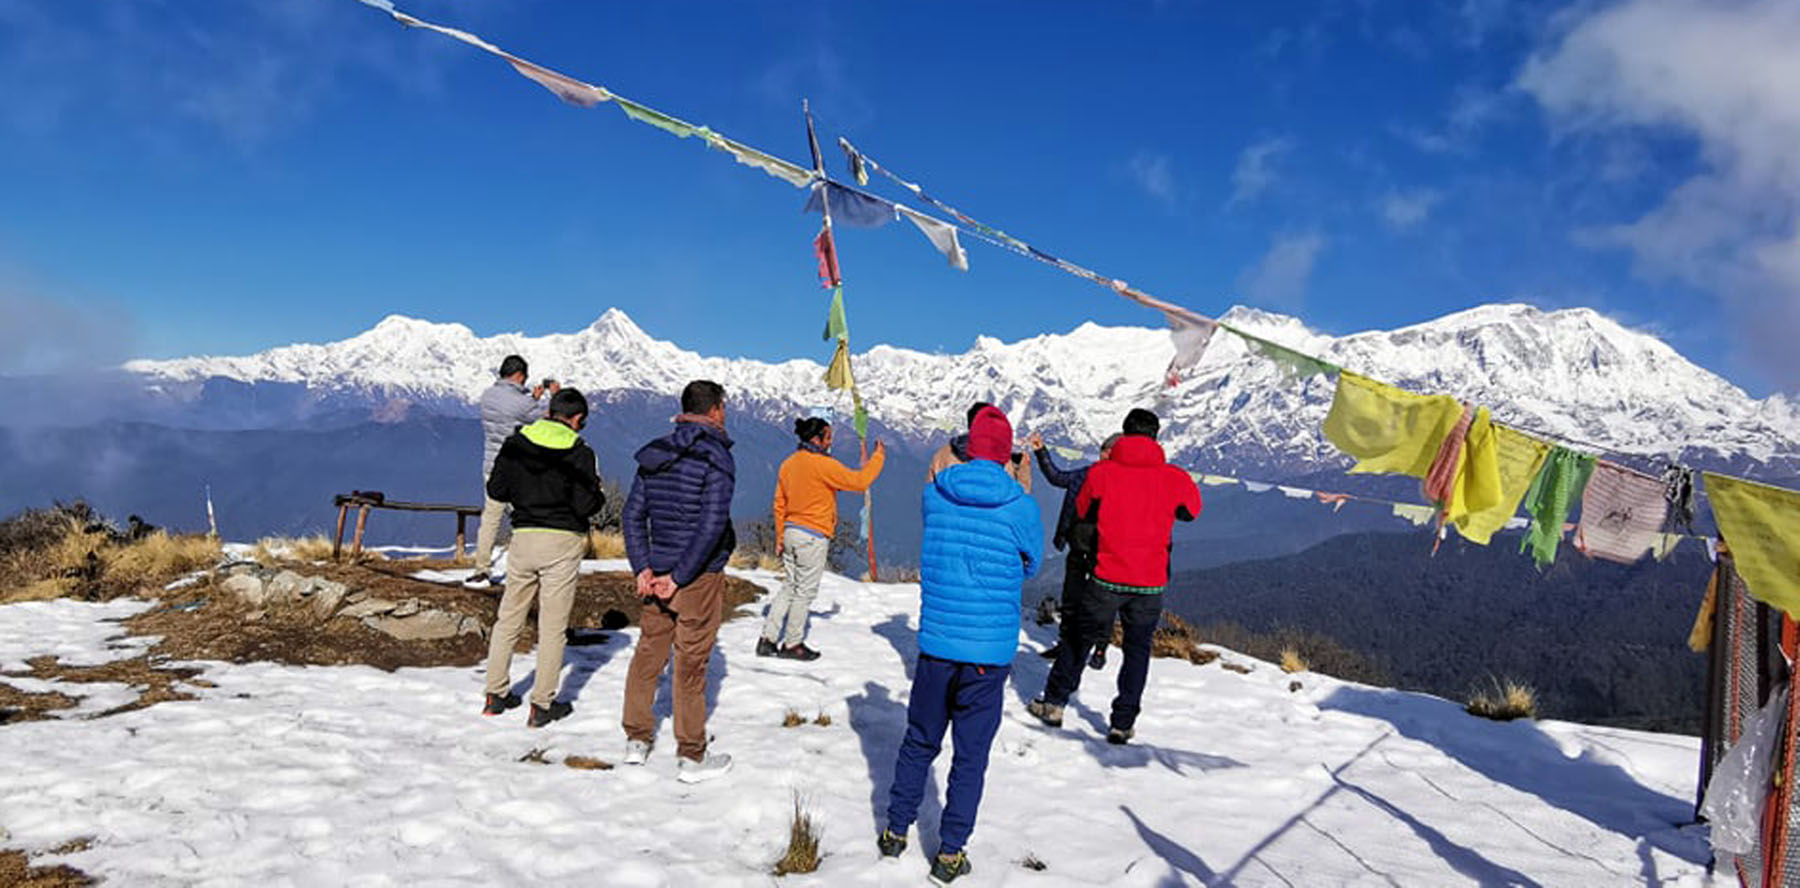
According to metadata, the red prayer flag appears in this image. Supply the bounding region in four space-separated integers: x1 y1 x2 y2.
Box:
814 225 841 289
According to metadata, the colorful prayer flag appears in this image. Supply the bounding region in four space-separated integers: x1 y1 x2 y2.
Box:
823 287 848 341
1323 371 1464 478
824 339 855 391
1575 461 1670 564
1518 447 1596 568
814 227 841 289
1450 423 1549 545
1702 472 1800 618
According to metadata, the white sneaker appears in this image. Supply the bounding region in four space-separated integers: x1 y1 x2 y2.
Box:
623 739 652 766
676 751 732 783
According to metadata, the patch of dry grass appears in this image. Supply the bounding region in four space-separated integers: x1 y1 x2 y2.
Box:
252 536 335 565
1279 647 1308 674
1467 677 1537 721
564 755 613 771
772 795 822 876
781 708 807 728
0 838 94 887
1108 612 1221 666
730 549 783 572
13 654 204 718
812 712 831 727
586 530 627 560
1 509 219 604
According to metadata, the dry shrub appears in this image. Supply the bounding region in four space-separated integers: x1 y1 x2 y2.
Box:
1279 647 1309 674
586 530 627 560
1467 676 1537 721
772 795 822 876
518 748 550 765
1020 853 1048 872
812 712 831 727
1189 621 1391 687
0 506 219 603
1108 612 1220 665
103 532 221 585
781 708 807 728
564 755 613 771
1221 662 1253 675
253 536 335 565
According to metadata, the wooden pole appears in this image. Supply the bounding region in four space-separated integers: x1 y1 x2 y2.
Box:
351 505 371 559
332 503 350 562
455 512 468 562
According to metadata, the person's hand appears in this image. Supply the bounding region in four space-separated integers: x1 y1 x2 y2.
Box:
1028 432 1045 451
635 568 655 596
871 439 886 458
548 380 562 394
531 384 547 400
651 575 678 600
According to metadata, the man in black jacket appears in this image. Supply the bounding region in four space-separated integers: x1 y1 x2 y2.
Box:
1029 432 1118 666
480 388 604 727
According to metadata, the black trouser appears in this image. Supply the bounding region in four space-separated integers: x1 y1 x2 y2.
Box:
1055 550 1106 658
1043 582 1163 731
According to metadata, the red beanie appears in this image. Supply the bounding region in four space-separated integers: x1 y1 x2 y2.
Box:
967 406 1012 463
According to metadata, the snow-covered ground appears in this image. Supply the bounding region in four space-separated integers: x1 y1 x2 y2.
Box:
0 565 1718 886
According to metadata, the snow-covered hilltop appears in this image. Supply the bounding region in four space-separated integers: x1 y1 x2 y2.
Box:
126 304 1800 475
0 563 1717 885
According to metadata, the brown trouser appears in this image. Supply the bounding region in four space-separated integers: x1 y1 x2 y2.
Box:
482 529 585 709
622 572 725 761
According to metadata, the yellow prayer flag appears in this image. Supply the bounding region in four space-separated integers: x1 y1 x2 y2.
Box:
1451 423 1550 545
1322 371 1463 478
823 339 855 391
1703 472 1800 618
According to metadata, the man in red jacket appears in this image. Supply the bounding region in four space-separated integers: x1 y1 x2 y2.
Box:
1027 408 1200 745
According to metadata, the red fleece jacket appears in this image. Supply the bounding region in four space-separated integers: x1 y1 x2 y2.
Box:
1074 435 1202 589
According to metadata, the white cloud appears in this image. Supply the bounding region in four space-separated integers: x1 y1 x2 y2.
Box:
1237 232 1326 310
1126 151 1178 207
1380 189 1443 230
1228 137 1293 207
1519 0 1800 388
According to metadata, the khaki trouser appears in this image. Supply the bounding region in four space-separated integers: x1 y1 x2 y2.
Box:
473 483 511 573
623 572 725 761
482 530 585 709
762 527 829 647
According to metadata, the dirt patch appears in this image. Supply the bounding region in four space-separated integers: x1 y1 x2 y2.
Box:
0 838 94 887
7 656 204 719
125 559 765 671
0 683 78 725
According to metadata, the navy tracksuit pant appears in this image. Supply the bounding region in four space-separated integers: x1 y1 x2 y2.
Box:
885 653 1009 854
1043 582 1163 731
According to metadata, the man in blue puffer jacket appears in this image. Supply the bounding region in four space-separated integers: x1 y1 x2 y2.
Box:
621 379 738 783
879 405 1042 885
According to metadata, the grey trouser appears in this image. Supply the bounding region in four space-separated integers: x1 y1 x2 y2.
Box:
762 527 829 647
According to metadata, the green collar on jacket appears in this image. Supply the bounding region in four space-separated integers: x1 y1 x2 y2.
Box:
521 419 579 450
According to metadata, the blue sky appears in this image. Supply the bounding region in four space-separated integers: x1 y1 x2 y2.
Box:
2 0 1797 395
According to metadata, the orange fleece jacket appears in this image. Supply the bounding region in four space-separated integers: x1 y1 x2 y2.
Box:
774 447 887 538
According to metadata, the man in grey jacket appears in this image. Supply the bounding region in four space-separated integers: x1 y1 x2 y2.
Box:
471 354 554 586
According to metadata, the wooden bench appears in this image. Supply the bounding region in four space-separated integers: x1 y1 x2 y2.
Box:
332 493 483 562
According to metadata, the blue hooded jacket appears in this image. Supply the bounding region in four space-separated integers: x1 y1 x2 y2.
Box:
623 420 737 587
918 459 1044 666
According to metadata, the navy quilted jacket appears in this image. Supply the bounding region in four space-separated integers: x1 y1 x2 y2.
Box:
623 420 737 587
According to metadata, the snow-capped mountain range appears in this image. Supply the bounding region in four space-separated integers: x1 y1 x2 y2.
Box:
126 303 1800 478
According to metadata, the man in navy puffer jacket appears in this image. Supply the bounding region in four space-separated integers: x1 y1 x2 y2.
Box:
879 405 1042 885
621 379 738 783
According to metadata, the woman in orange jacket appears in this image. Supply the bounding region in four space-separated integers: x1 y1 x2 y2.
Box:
759 417 886 660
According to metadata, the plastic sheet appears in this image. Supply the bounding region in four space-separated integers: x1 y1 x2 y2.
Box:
1702 685 1789 855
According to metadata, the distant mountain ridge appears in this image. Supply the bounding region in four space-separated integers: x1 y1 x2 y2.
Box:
124 303 1800 480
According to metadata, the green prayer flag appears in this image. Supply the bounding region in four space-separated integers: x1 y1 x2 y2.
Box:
1517 446 1596 568
1224 324 1340 379
853 391 869 439
824 287 848 342
616 99 698 139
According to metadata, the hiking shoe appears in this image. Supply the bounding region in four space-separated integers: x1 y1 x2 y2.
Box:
877 828 908 859
527 700 572 728
777 643 822 661
1107 727 1134 745
756 637 778 657
482 692 521 716
676 751 733 784
623 739 652 766
929 850 971 885
1026 699 1064 728
1038 644 1062 660
1089 647 1107 670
